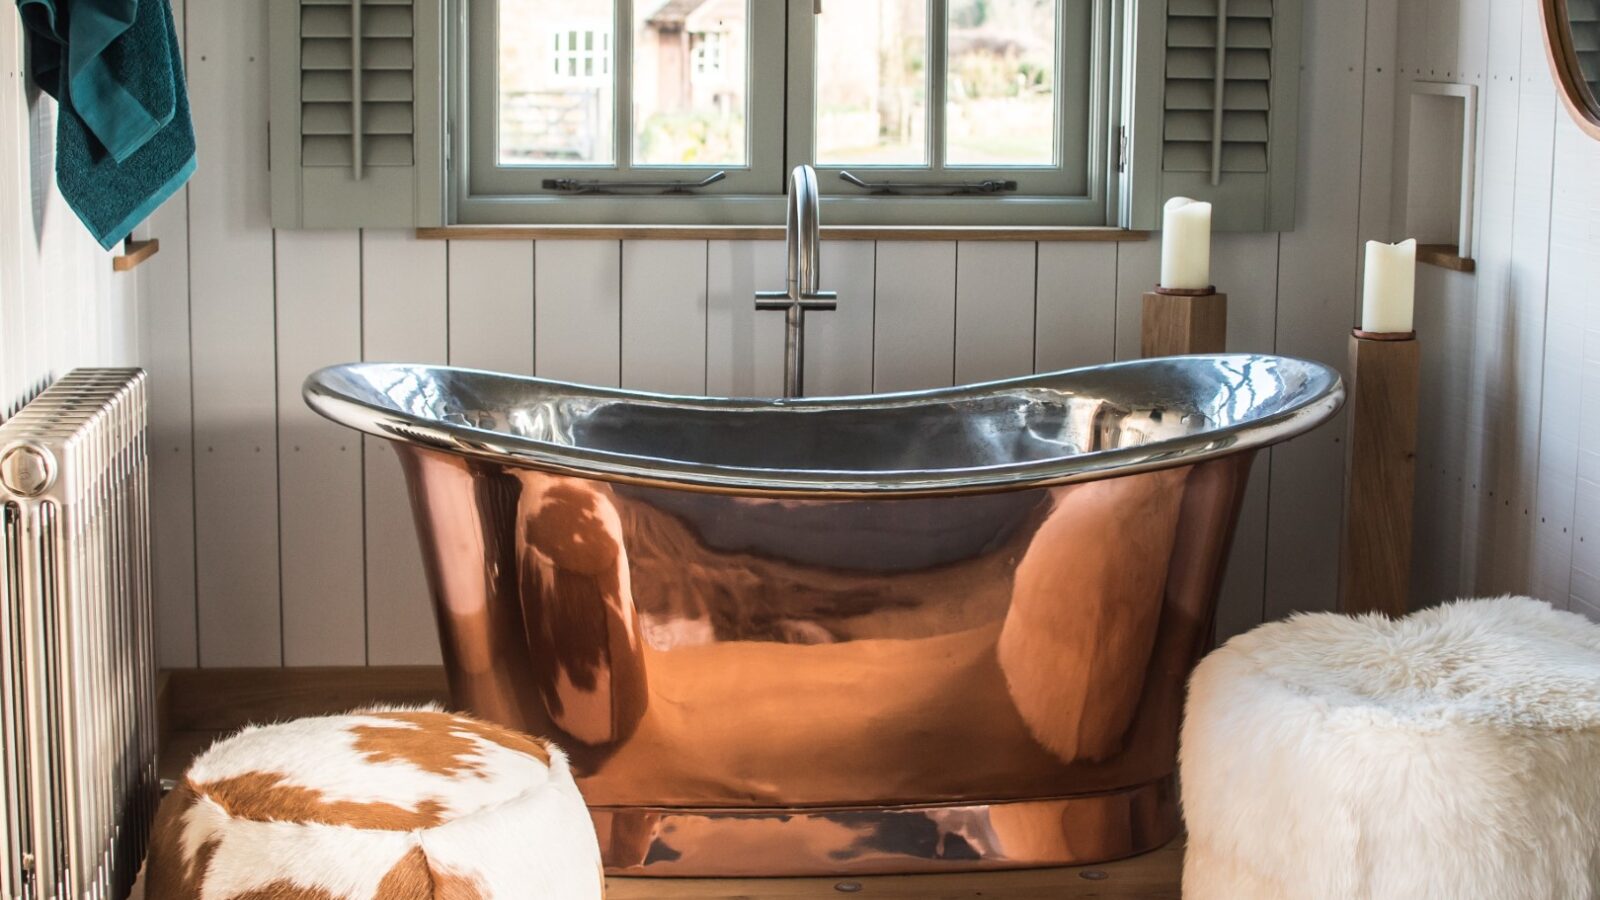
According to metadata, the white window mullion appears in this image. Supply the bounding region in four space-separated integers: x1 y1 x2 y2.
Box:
615 0 635 175
930 0 947 171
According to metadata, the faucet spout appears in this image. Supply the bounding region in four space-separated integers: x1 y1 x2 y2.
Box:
788 165 821 298
757 165 837 399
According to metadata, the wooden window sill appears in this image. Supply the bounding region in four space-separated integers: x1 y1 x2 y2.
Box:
417 225 1149 242
112 238 160 272
1416 244 1475 273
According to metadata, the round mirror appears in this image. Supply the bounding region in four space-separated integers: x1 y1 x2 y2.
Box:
1542 0 1600 138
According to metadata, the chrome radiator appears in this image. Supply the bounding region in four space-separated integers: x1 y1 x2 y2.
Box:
0 371 156 900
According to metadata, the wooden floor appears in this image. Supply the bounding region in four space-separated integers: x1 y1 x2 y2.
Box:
604 842 1182 898
134 843 1181 899
146 669 1185 898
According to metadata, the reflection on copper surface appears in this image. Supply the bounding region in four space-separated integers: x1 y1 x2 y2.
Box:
395 445 1254 874
593 779 1178 876
514 478 648 747
998 468 1188 762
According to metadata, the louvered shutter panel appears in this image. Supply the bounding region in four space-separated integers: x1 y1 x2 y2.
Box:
1122 0 1301 232
270 0 444 228
1162 0 1272 177
1570 0 1600 104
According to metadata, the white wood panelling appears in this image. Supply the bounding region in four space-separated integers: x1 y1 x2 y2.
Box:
186 0 281 666
1261 0 1370 621
621 240 708 394
1034 244 1117 373
132 0 196 668
873 242 956 393
275 230 366 665
1536 115 1591 606
449 241 535 375
706 240 786 397
1402 0 1600 625
955 242 1037 384
1112 238 1161 362
140 197 198 666
805 243 877 396
362 231 448 665
535 240 621 386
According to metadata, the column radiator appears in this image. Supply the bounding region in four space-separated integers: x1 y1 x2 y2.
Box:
0 370 157 900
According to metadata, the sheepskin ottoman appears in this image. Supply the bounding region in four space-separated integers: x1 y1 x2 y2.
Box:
1180 597 1600 900
145 708 603 899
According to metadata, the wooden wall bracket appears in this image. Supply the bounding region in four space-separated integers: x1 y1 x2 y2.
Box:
113 238 160 272
1339 329 1422 617
1140 287 1228 358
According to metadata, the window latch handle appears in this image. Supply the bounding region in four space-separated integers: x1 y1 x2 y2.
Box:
541 171 729 195
838 171 1019 195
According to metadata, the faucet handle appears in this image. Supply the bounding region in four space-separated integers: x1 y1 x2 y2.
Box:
797 291 838 311
755 290 837 312
755 290 793 311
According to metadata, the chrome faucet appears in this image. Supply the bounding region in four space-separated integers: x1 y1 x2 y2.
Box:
757 165 837 398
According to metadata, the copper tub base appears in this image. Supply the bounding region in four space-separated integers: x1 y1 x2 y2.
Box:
595 779 1179 877
303 359 1344 878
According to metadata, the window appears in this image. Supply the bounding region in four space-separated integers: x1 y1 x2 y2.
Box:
691 30 725 80
267 0 1301 232
459 0 1112 225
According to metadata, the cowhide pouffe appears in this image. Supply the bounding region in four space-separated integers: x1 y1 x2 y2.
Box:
1181 597 1600 900
146 707 603 899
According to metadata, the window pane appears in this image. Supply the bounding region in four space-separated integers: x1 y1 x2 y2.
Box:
946 0 1056 166
632 0 749 166
499 1 615 165
816 0 929 166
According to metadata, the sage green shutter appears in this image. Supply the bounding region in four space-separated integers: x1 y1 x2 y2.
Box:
1572 0 1600 102
270 0 445 228
1123 0 1301 232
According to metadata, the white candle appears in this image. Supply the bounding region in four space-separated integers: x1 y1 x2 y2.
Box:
1160 197 1213 291
1361 239 1417 334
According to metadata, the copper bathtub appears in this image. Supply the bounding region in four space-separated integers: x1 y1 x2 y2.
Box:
304 355 1343 876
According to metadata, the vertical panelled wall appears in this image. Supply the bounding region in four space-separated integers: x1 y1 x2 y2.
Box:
145 0 1402 668
1402 0 1600 624
0 13 145 419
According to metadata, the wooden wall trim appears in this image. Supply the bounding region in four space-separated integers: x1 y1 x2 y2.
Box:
162 666 450 733
417 225 1150 242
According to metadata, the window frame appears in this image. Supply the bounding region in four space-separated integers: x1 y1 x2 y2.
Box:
450 0 1122 227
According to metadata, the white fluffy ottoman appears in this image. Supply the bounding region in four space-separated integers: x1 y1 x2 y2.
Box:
1181 597 1600 900
146 708 603 899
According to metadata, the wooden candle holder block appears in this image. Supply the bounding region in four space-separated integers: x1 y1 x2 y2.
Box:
1339 329 1421 618
1141 287 1228 358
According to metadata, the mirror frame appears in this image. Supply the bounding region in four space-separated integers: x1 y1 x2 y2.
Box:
1541 0 1600 140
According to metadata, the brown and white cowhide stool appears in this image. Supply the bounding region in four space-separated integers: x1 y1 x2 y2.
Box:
146 708 604 899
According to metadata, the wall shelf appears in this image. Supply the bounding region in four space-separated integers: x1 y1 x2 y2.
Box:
1416 243 1475 273
1402 83 1478 264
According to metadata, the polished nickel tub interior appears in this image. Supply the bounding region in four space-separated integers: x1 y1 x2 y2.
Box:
305 355 1343 876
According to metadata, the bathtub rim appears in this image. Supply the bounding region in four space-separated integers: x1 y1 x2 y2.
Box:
303 354 1344 498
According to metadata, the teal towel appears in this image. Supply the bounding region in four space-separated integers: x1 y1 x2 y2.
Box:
15 0 196 250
